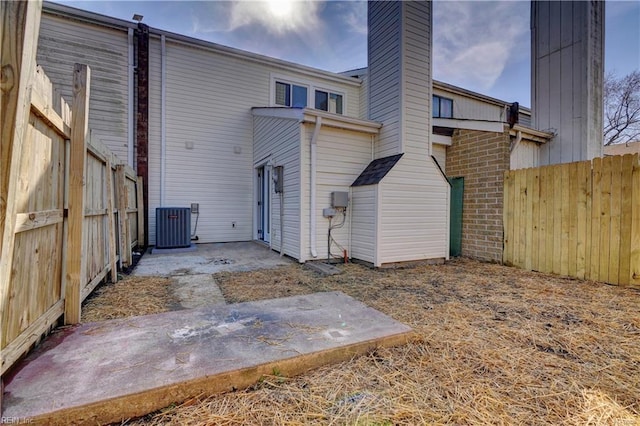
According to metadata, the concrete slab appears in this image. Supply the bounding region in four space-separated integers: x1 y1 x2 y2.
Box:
134 241 292 276
172 274 226 309
2 292 414 425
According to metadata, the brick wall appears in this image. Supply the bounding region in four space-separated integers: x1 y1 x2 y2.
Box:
446 128 510 262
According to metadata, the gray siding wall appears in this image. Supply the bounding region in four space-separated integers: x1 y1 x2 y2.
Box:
37 14 131 163
368 1 402 158
253 116 301 258
531 0 604 164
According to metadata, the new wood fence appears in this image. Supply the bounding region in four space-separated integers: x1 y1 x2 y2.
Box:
503 154 640 288
1 1 143 374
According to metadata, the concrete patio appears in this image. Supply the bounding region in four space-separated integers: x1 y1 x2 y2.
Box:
2 243 414 425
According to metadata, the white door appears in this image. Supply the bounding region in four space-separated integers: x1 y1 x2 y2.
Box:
257 165 271 243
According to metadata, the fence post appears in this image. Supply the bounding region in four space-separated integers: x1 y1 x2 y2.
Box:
64 64 90 325
137 176 145 250
116 165 131 268
0 0 42 373
105 156 118 283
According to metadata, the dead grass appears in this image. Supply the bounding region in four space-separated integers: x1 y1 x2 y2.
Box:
81 276 177 323
118 258 639 425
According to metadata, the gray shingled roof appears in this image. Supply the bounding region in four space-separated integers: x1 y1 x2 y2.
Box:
351 154 403 187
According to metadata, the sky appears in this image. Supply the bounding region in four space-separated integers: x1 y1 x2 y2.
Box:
55 0 640 108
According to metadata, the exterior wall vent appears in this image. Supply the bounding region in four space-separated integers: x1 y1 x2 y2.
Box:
155 207 191 248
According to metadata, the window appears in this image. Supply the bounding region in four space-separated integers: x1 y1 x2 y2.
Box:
433 95 453 118
315 90 343 114
275 81 307 108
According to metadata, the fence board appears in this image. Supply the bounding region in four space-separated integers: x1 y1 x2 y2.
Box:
504 154 639 288
631 160 640 287
608 156 622 284
589 158 602 280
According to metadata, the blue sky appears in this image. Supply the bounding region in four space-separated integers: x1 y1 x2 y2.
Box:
55 0 640 108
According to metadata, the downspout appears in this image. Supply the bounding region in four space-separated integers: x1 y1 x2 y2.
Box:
127 28 134 167
310 116 322 258
160 35 166 205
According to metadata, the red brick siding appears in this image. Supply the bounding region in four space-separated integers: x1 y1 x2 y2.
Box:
446 128 510 262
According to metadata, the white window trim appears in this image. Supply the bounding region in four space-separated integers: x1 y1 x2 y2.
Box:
269 73 347 115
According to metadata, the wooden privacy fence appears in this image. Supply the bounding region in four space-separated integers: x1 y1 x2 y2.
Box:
503 154 640 288
1 58 144 373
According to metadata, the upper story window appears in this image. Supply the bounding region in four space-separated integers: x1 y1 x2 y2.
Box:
272 75 345 115
275 81 308 108
315 90 343 114
433 95 453 118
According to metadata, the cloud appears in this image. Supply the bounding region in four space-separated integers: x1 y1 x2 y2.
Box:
227 0 322 35
433 1 529 91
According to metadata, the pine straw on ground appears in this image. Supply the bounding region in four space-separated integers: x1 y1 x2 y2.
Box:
81 276 177 323
121 258 639 426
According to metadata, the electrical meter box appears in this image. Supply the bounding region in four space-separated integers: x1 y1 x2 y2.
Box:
273 166 284 193
331 191 349 208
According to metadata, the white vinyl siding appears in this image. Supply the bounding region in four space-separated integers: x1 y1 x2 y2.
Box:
432 87 505 123
300 125 373 261
377 157 450 265
161 41 267 243
432 144 447 171
37 14 130 163
147 37 162 244
350 185 377 263
253 115 301 258
368 1 402 158
402 0 432 159
511 140 541 170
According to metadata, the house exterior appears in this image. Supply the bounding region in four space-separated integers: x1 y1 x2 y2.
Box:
36 1 549 266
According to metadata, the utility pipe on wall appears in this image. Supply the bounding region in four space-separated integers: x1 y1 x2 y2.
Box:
310 116 322 258
127 28 134 167
160 35 166 205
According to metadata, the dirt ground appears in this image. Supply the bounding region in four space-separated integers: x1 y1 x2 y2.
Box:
85 258 640 425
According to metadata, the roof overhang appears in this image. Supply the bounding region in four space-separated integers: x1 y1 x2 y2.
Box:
302 109 382 135
251 108 382 135
433 118 504 133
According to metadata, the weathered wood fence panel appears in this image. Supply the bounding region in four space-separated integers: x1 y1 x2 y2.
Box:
504 154 640 288
1 61 144 374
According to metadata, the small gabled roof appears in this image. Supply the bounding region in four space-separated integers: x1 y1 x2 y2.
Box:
352 154 403 187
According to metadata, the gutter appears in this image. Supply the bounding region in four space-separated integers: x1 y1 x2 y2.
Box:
160 35 166 205
127 28 134 167
309 116 322 258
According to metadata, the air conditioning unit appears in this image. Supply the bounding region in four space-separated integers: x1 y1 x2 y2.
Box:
156 207 191 248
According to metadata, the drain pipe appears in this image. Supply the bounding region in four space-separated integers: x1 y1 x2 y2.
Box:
310 116 322 258
160 35 167 205
127 28 134 167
